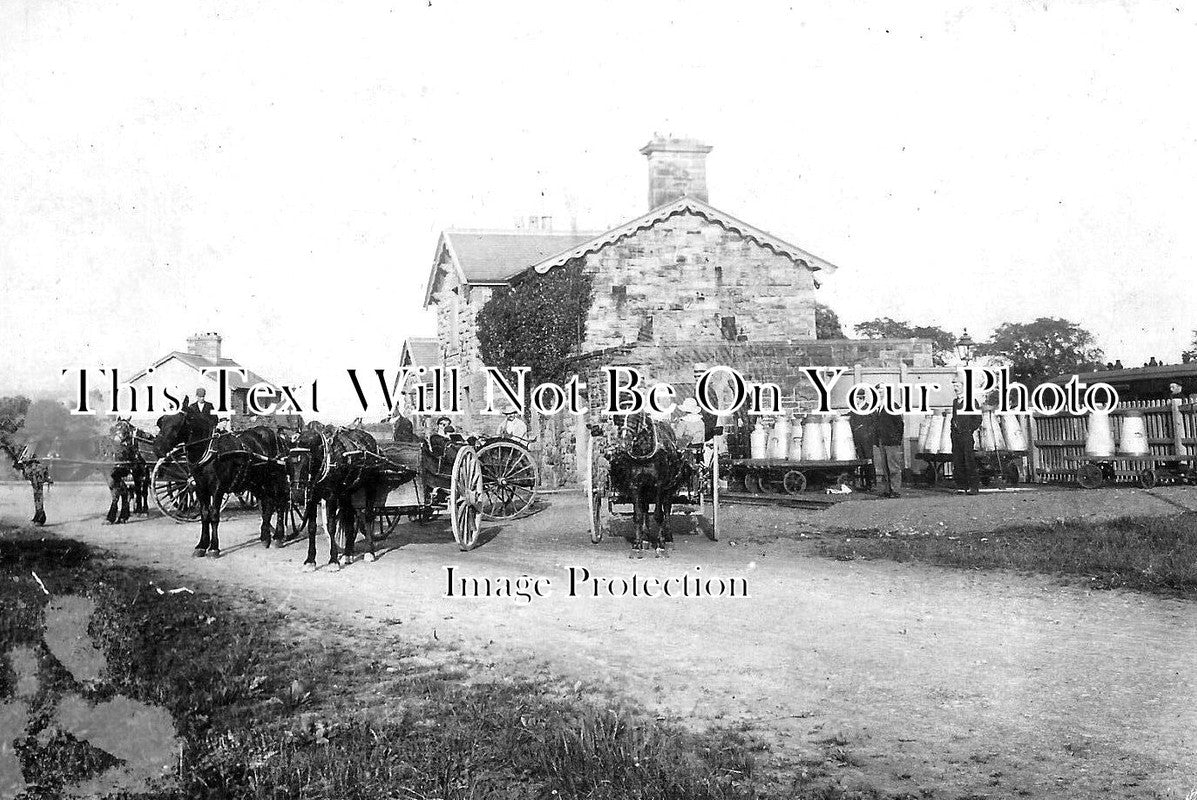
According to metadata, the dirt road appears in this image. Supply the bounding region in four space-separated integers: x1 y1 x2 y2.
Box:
3 484 1195 798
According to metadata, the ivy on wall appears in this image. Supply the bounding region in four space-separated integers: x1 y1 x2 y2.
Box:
476 260 594 386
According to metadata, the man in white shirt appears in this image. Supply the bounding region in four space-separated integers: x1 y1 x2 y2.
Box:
500 410 529 442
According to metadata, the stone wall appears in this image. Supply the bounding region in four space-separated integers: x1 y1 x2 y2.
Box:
569 339 935 410
579 209 818 351
432 259 494 375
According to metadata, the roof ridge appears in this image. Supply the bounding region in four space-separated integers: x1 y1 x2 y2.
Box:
528 196 839 276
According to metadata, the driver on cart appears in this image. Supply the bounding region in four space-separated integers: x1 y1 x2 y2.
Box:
673 398 707 487
500 409 529 443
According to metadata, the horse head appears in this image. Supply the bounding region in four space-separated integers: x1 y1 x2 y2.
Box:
153 412 187 459
286 427 326 507
618 411 661 461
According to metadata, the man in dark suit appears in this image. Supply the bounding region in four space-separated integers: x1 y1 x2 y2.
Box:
951 379 982 495
874 409 905 498
190 388 218 428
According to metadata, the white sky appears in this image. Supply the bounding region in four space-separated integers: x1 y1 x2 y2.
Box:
2 0 1196 417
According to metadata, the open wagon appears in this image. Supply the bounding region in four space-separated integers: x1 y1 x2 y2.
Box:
354 434 537 550
151 442 297 523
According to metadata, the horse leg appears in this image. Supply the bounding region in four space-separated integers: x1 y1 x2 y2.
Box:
629 485 645 559
327 497 342 568
194 492 211 556
359 487 378 563
658 494 673 557
273 481 287 541
207 490 223 557
259 492 273 547
118 476 131 523
302 497 319 571
338 496 356 568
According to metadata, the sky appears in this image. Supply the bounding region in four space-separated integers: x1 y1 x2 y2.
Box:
2 0 1196 417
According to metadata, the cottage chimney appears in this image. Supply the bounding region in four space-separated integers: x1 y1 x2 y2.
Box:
186 331 223 362
640 135 712 209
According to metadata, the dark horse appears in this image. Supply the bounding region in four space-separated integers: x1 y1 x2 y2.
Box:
108 418 151 522
606 411 693 557
154 402 289 557
287 423 387 571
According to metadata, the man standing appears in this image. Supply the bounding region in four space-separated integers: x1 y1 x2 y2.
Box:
951 379 982 495
874 409 905 498
190 387 217 424
673 398 706 449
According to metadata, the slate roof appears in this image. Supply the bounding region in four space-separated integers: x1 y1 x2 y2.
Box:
129 351 275 391
400 337 440 367
423 230 599 305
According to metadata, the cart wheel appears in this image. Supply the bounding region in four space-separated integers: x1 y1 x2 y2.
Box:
476 438 538 520
1138 468 1159 489
449 446 484 551
743 473 762 494
586 436 606 544
1002 462 1021 486
782 470 807 495
151 445 229 523
922 464 938 486
1076 463 1104 489
835 471 855 490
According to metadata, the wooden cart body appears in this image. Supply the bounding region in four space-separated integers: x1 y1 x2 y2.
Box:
1029 400 1197 488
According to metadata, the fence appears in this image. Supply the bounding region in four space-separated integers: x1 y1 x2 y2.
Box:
1029 400 1197 484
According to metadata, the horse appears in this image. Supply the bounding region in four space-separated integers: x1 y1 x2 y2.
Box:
110 418 151 517
287 423 387 571
606 410 693 556
101 417 146 524
154 401 289 557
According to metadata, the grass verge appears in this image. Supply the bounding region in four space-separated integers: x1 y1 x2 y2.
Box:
1 528 884 799
815 512 1197 598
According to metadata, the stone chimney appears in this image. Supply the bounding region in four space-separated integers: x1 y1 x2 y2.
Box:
640 135 712 209
186 331 223 362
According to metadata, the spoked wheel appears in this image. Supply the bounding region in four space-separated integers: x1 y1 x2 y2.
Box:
1076 463 1104 489
151 445 228 522
1138 468 1159 489
586 436 608 544
476 438 538 520
743 473 762 494
449 446 484 551
782 470 807 495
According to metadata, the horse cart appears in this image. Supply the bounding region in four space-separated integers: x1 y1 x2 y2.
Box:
151 442 288 522
727 457 870 495
342 433 539 551
585 421 720 547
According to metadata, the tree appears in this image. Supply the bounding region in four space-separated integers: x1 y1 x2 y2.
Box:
980 317 1104 386
1183 329 1197 363
814 303 845 340
0 396 31 437
854 317 957 366
476 261 594 386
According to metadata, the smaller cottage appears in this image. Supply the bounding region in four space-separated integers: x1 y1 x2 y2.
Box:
127 332 279 420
